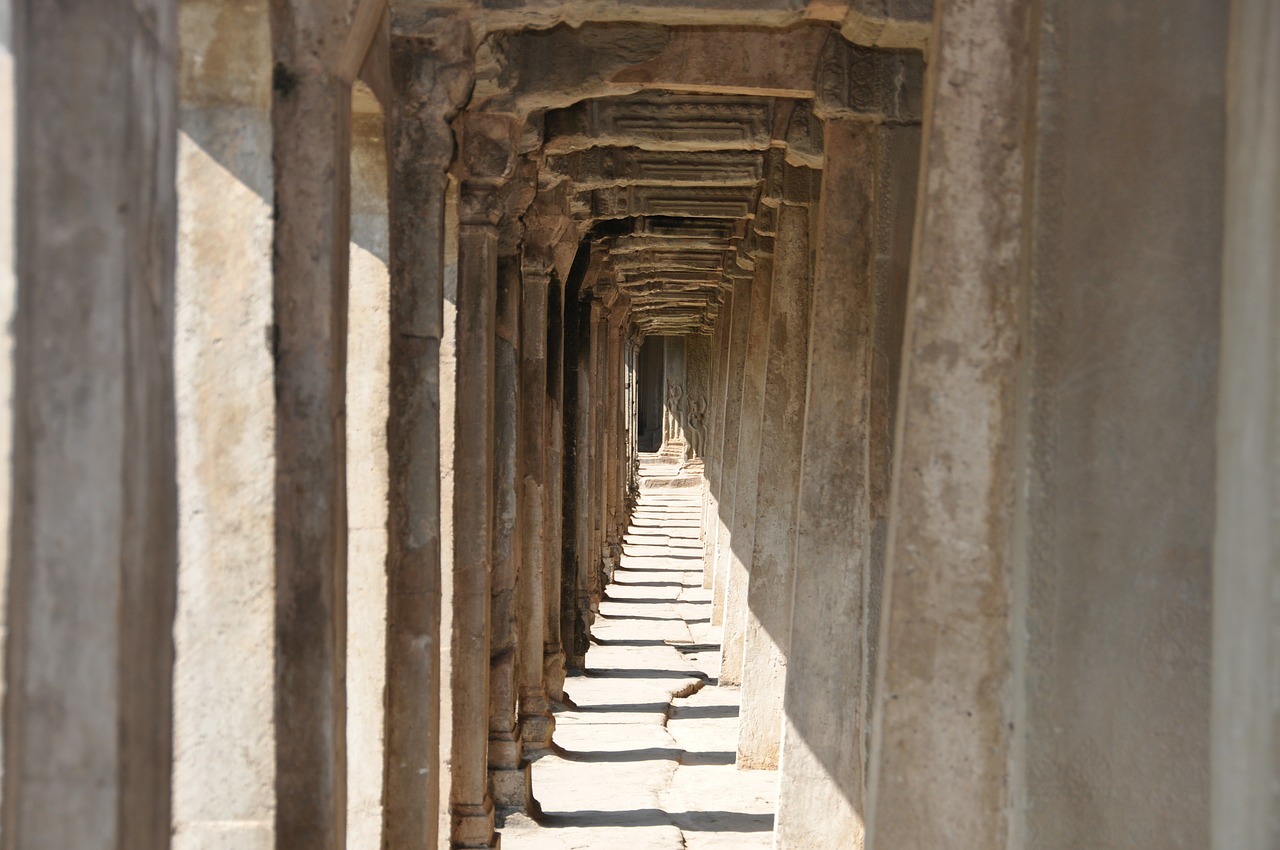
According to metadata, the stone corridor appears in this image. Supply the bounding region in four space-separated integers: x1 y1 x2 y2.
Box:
501 461 776 850
5 2 1280 850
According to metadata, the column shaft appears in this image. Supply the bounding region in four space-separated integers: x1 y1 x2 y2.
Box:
738 172 817 769
864 0 1031 843
1213 3 1280 847
449 189 499 849
775 121 876 847
383 27 468 850
518 263 554 746
710 277 752 626
489 255 530 809
3 1 178 846
270 25 351 849
719 249 773 685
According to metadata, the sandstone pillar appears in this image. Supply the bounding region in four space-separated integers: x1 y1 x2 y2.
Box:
1014 1 1221 845
774 120 875 847
710 274 752 627
489 253 531 810
1214 4 1280 847
864 0 1032 844
383 26 469 850
447 113 517 850
546 258 573 693
719 240 774 685
562 281 591 671
517 257 555 748
269 4 356 846
738 165 817 769
2 0 178 846
701 291 734 590
172 2 276 847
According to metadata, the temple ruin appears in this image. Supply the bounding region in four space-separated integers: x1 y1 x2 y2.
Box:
1 0 1276 848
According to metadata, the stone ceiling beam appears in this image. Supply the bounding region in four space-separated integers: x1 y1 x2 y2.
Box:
392 2 931 52
543 149 762 190
543 95 775 154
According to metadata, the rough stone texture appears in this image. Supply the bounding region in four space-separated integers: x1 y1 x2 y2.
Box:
864 0 1031 845
1213 4 1280 848
384 25 470 850
346 102 391 850
172 2 275 847
774 120 874 848
0 0 11 791
3 1 178 847
737 172 816 770
709 280 752 627
1018 1 1221 845
268 2 356 846
718 250 773 687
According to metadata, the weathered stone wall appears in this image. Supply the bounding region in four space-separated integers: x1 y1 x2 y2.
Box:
172 2 277 847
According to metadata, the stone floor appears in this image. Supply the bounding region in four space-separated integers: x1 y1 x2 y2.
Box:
500 469 778 849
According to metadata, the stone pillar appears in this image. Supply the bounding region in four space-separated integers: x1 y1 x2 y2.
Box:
3 0 178 847
710 274 753 627
701 290 734 590
737 164 817 770
269 3 354 846
447 112 518 850
719 236 774 685
563 285 591 671
383 26 469 850
517 256 555 748
864 0 1031 844
489 252 531 810
662 336 687 453
546 258 572 693
1214 3 1280 847
774 120 875 847
1014 0 1221 845
172 2 275 847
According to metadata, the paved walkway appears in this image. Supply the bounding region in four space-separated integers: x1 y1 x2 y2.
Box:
500 470 778 849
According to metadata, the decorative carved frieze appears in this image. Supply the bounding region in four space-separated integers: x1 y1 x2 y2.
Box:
814 32 924 122
544 94 775 153
544 148 763 189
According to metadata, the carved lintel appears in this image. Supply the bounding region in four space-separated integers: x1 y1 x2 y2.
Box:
813 32 925 123
390 18 474 176
781 162 818 206
785 100 826 168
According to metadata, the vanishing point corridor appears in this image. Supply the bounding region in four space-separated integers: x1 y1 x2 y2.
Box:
5 1 1280 850
502 456 776 850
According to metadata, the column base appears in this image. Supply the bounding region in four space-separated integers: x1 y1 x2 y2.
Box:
543 649 566 701
451 799 500 849
518 691 555 749
490 763 532 811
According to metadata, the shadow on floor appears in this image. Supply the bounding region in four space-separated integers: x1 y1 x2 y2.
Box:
535 808 774 833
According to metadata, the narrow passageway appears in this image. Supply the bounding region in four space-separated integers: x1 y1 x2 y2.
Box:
501 456 777 849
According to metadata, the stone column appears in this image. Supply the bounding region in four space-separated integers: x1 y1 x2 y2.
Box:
701 290 734 590
546 261 572 692
564 287 591 671
269 3 354 844
171 2 276 848
447 112 518 850
719 233 774 685
489 251 531 810
383 25 470 850
710 272 753 626
864 0 1031 844
2 1 178 847
738 164 817 769
774 120 876 847
518 256 555 747
1214 3 1280 847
